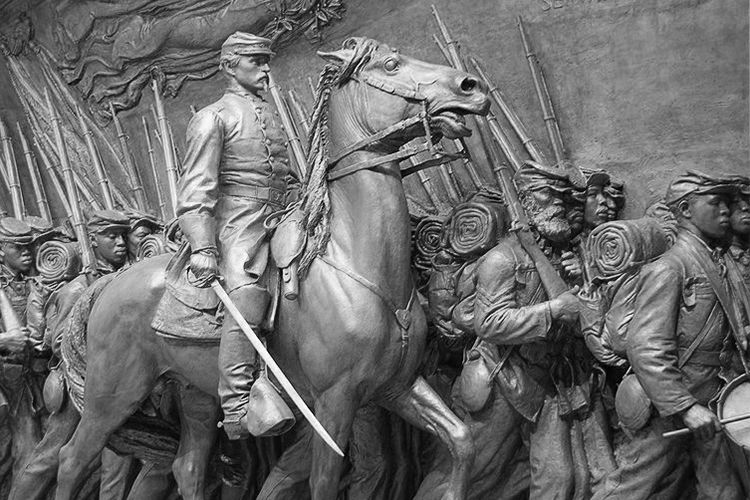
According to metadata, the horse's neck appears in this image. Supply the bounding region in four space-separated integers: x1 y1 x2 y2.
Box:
327 156 413 300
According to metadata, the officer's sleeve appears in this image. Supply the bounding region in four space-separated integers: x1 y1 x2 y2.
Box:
176 109 224 252
626 259 697 416
473 246 552 345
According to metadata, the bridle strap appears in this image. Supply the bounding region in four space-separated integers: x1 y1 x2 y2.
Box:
329 113 425 166
327 143 431 181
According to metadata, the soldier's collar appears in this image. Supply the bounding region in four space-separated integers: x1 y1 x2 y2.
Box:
728 243 749 261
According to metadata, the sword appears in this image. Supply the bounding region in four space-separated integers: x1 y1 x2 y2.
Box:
210 280 345 457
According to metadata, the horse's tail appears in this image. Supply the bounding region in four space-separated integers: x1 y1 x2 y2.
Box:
60 273 118 413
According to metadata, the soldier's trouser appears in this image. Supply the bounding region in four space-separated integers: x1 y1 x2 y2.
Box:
218 284 270 438
528 395 575 500
591 415 743 500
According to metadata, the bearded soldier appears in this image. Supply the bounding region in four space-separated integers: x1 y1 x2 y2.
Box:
593 172 745 499
417 164 584 499
176 31 298 440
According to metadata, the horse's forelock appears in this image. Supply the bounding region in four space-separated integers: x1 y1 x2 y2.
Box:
337 37 382 84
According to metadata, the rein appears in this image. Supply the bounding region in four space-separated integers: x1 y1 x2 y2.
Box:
326 72 462 182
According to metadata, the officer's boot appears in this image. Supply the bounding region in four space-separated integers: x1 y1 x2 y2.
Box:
218 284 293 440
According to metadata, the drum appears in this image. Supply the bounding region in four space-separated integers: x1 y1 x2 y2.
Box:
717 373 750 493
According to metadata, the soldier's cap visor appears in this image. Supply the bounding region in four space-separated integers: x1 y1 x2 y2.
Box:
0 234 32 245
665 173 736 206
90 223 130 234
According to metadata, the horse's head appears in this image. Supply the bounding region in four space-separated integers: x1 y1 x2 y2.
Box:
318 37 490 153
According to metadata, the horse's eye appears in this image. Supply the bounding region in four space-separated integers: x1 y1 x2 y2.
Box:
383 58 399 72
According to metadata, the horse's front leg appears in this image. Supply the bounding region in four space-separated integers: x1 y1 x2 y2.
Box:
171 384 219 500
381 376 474 500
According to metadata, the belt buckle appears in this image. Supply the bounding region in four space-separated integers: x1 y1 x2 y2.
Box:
269 187 285 205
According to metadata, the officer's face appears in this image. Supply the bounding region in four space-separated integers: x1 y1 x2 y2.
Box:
91 229 128 267
685 194 730 240
730 196 750 237
584 185 611 229
0 243 32 274
127 225 153 257
232 55 270 94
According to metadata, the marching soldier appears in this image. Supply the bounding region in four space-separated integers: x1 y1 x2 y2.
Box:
727 176 750 287
0 218 41 491
592 172 745 499
123 209 163 265
176 31 298 440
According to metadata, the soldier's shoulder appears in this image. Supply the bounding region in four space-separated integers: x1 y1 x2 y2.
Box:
187 104 225 134
640 245 683 282
476 237 520 276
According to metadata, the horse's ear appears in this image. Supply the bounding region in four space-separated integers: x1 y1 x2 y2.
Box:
317 48 354 66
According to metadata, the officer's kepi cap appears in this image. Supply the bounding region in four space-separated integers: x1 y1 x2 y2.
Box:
87 209 130 234
665 170 736 206
221 32 275 59
0 217 33 245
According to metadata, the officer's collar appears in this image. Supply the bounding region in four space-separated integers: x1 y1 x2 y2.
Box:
225 88 266 103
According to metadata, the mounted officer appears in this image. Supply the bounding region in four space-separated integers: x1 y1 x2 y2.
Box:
177 31 298 440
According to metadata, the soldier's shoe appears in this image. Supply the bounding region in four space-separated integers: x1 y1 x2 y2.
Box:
244 374 295 437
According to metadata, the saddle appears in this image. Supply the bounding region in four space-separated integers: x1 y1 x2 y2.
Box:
151 208 307 343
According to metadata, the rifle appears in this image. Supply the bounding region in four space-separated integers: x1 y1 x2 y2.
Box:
45 89 96 271
307 77 317 101
469 56 548 164
151 80 179 216
0 117 26 217
29 125 73 219
432 5 568 298
77 106 115 210
518 16 565 166
109 102 148 211
16 123 51 220
267 73 307 180
168 123 183 177
286 89 311 138
141 116 167 221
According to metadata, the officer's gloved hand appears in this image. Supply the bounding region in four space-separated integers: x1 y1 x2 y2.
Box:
189 249 219 288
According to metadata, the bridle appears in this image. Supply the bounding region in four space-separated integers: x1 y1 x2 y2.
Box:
326 70 466 182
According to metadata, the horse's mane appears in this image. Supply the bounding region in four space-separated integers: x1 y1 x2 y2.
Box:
297 38 382 276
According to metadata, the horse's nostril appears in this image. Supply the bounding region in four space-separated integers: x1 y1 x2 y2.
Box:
460 77 477 93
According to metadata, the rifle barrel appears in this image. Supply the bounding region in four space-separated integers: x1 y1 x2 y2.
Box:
45 89 95 270
142 116 167 221
517 16 566 165
77 106 114 210
287 89 311 138
151 80 178 216
27 115 73 218
0 117 25 217
110 101 148 211
16 122 51 220
469 56 548 164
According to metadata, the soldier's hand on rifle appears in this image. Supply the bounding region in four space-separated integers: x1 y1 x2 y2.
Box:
0 326 30 355
189 249 219 288
549 285 581 325
682 403 721 441
561 251 582 280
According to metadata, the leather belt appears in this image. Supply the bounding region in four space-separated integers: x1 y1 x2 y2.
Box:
678 347 723 367
220 184 287 206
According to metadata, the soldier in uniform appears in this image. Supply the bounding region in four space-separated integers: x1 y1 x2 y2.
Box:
727 176 750 287
417 164 584 499
592 172 745 499
177 31 298 440
0 218 40 495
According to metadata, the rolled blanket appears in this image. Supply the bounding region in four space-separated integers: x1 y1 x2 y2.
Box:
136 234 168 261
35 241 81 283
447 202 504 258
414 217 444 270
586 217 669 278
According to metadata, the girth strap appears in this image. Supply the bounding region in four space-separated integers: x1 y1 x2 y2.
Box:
318 255 416 371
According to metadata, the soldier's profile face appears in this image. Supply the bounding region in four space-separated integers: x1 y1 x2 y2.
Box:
232 55 270 94
0 243 32 274
584 184 610 228
687 194 730 240
92 229 128 266
729 196 750 236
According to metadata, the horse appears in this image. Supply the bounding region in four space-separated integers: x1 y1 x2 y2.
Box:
44 36 489 500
